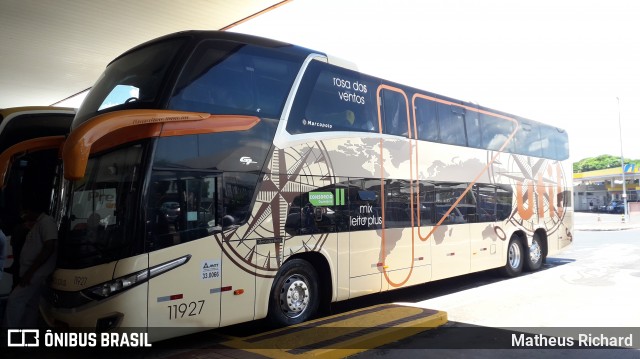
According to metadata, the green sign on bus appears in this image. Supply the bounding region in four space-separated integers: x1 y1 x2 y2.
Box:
309 192 334 206
309 189 346 206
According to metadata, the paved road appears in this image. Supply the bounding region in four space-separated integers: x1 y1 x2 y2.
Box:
575 211 640 231
352 213 640 358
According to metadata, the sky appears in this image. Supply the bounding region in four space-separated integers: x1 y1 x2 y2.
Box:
231 0 640 162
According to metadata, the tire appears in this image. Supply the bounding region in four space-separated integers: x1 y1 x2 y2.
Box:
267 258 319 327
524 233 544 272
502 235 524 277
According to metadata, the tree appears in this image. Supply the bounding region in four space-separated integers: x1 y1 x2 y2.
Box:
573 155 640 173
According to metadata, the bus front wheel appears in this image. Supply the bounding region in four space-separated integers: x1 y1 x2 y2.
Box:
267 258 319 326
502 235 524 277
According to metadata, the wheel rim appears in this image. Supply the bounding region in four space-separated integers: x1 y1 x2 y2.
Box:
529 239 542 265
279 274 310 319
508 241 521 269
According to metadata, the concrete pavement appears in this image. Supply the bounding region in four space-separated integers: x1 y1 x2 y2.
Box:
574 211 640 231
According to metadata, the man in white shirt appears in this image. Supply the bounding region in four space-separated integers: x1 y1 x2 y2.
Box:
4 199 57 328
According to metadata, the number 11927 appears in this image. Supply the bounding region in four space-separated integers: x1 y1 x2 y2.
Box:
168 300 205 320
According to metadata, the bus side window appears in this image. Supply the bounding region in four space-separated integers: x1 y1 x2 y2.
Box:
540 125 569 160
287 61 380 134
496 185 513 220
145 172 220 252
222 173 257 227
178 176 218 243
415 98 438 142
516 121 543 157
437 104 466 146
465 110 482 148
284 180 349 235
381 90 408 137
480 114 514 152
434 182 470 224
418 181 437 225
384 179 413 229
146 179 177 251
346 178 382 231
475 184 498 222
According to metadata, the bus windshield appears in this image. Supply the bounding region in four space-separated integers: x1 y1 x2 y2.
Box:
74 36 305 128
57 143 146 269
168 39 303 120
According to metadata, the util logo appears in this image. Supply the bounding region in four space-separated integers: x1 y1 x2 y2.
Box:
515 161 566 221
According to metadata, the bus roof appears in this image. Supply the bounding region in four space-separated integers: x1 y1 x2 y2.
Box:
109 30 323 67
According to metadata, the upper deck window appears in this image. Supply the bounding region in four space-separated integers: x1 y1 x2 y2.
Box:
540 125 569 160
515 121 543 158
287 61 378 134
479 113 514 152
413 98 467 146
438 104 467 146
169 40 302 120
380 89 409 137
414 98 438 142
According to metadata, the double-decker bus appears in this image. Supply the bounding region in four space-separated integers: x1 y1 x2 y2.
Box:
42 31 572 341
0 106 75 295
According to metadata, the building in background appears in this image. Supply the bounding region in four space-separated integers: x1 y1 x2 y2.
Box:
573 166 640 213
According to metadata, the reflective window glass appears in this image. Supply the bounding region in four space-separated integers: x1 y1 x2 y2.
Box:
515 121 543 157
381 90 409 137
284 177 348 235
346 178 382 231
74 38 185 126
496 185 513 220
438 104 466 146
170 40 302 119
59 144 145 268
465 109 482 148
540 125 570 160
384 179 413 228
480 114 514 152
414 98 438 141
434 182 472 224
287 61 378 134
145 171 220 252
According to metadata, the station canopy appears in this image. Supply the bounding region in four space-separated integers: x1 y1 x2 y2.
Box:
0 0 291 108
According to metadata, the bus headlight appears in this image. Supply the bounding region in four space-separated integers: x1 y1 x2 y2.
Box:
83 255 191 300
85 269 149 299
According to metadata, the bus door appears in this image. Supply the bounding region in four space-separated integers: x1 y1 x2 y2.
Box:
147 171 223 338
375 86 429 290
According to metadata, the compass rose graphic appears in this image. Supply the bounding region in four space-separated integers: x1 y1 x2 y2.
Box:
217 141 335 278
495 154 568 236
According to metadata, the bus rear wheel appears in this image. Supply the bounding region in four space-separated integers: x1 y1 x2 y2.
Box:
524 233 544 271
502 235 524 277
267 258 319 327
